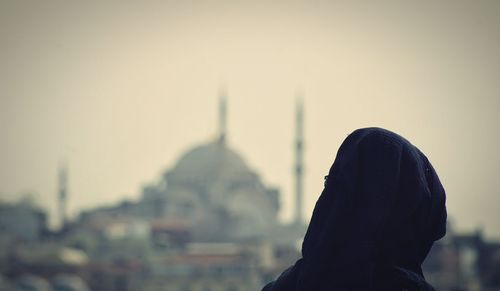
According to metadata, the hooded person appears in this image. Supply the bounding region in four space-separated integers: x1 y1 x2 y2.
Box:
262 127 447 291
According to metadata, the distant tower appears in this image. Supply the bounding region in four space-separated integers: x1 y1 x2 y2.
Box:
294 97 304 225
58 162 68 229
218 88 227 144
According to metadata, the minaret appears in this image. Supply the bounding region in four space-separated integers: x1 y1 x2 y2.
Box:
294 97 304 225
58 161 68 229
218 88 227 145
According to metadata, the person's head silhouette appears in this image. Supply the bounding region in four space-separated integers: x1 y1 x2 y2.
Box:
263 128 447 291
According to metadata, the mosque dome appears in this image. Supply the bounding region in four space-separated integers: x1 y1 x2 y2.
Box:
165 140 257 187
174 141 250 176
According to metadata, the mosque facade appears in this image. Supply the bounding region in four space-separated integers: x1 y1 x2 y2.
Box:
140 137 281 240
78 94 305 244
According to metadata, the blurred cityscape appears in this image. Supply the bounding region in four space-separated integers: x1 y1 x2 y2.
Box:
1 97 499 291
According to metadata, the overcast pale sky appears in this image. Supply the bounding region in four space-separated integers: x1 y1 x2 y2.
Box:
1 0 499 238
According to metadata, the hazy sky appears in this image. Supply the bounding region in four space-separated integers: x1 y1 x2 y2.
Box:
1 0 499 238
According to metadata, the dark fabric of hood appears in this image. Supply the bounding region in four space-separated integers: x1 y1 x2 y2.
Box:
262 128 447 291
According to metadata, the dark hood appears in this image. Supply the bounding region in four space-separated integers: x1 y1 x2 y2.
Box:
263 128 447 291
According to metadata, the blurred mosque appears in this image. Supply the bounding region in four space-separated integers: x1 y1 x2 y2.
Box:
76 92 306 243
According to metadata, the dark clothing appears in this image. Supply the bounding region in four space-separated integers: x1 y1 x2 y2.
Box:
263 128 447 291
